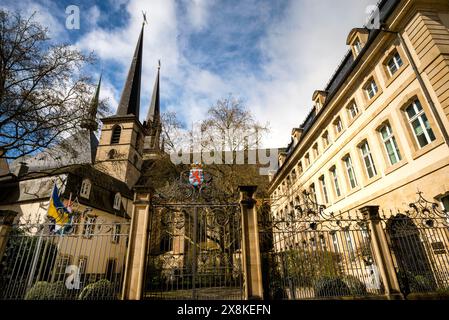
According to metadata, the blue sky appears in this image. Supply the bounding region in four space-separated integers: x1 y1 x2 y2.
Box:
1 0 377 148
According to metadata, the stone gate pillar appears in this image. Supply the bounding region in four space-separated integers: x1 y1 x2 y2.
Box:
0 210 18 261
239 186 263 300
122 189 152 300
360 205 403 300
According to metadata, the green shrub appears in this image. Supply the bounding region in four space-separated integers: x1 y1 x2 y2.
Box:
25 281 68 300
342 275 367 296
410 274 436 292
78 279 115 300
314 276 351 298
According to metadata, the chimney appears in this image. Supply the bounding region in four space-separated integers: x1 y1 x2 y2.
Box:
0 148 10 175
13 162 29 178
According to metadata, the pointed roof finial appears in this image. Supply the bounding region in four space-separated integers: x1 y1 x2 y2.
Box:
142 11 148 25
146 61 161 124
81 75 102 131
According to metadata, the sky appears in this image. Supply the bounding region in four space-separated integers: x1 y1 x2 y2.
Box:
1 0 378 149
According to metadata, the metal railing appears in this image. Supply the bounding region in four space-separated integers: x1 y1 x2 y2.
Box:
0 221 130 300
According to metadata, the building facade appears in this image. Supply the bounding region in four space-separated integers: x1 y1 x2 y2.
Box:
269 0 449 216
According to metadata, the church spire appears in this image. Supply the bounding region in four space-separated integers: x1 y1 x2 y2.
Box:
146 60 160 125
81 75 101 131
115 24 144 119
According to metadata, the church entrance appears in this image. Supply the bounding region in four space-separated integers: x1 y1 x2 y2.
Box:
142 170 244 300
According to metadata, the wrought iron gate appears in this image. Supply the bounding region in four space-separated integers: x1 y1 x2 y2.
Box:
142 170 244 300
381 193 449 296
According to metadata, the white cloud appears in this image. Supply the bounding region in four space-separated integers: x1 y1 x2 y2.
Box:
9 0 380 150
184 0 214 31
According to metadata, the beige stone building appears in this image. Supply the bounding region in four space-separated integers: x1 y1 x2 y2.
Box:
265 0 449 298
269 0 449 217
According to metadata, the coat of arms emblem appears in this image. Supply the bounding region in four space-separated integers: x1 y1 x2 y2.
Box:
189 163 204 187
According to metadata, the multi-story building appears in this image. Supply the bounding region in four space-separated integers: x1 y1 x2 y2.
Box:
269 0 449 216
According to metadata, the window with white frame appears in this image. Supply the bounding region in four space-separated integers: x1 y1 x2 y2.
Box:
380 123 402 165
112 223 121 243
386 51 403 76
330 166 341 197
304 153 310 167
83 216 97 238
334 117 343 135
319 175 329 204
364 79 378 99
80 179 91 199
347 101 359 120
113 193 121 210
405 99 436 148
344 230 355 260
331 232 340 252
322 131 330 149
54 255 71 281
343 155 358 189
440 195 449 212
312 143 319 158
353 38 363 55
309 183 317 204
360 141 377 178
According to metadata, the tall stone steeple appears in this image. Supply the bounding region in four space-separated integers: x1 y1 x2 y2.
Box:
81 75 101 132
144 61 162 157
95 23 146 188
115 25 144 119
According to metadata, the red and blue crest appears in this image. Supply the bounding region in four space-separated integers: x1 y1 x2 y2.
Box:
189 167 204 187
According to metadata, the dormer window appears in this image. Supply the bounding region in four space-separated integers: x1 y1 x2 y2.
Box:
364 79 378 100
346 28 369 58
80 179 91 199
353 38 363 55
113 193 121 210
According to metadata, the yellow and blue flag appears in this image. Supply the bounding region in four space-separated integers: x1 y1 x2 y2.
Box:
47 185 70 228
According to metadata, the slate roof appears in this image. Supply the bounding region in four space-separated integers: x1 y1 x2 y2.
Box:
282 0 400 160
0 164 132 218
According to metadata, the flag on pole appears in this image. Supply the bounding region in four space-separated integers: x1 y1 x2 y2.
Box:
47 184 70 233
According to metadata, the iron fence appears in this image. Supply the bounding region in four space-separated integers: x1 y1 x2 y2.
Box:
259 209 385 299
0 221 130 300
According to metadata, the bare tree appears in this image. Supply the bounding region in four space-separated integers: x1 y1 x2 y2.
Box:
160 111 184 153
0 10 108 161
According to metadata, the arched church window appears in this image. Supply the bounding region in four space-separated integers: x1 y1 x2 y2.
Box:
113 193 121 210
111 125 121 144
80 179 91 199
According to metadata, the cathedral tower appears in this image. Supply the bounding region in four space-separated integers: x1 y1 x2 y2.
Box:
143 61 162 159
95 24 146 188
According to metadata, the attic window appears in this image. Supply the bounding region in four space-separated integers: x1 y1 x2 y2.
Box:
80 179 91 199
353 38 363 55
113 193 121 210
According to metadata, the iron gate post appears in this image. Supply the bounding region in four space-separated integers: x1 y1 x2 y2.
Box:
0 210 18 262
239 186 263 300
360 205 404 300
122 190 152 300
